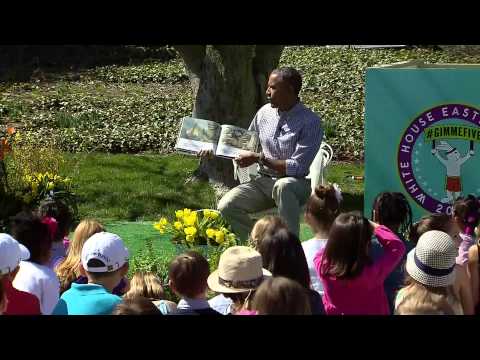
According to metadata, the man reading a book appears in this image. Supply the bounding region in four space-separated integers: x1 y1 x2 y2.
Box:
201 67 323 241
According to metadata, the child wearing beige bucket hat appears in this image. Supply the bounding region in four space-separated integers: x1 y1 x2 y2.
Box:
395 230 463 315
208 246 271 314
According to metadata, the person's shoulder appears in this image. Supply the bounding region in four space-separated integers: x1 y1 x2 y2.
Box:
298 102 321 121
256 103 275 118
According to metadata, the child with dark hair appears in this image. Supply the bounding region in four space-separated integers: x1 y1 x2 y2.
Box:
112 296 162 315
369 192 414 313
11 211 60 314
169 251 220 315
53 232 129 315
410 213 474 314
453 194 480 265
303 184 341 295
37 200 74 269
258 228 324 314
0 233 41 315
252 277 311 315
315 212 405 315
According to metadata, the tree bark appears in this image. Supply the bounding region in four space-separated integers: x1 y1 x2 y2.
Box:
175 45 284 188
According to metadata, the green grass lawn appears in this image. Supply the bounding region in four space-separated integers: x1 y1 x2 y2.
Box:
60 153 364 256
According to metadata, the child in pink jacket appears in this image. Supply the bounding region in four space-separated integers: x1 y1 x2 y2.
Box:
314 212 405 315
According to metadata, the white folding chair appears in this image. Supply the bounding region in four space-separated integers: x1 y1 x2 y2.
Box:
306 141 334 193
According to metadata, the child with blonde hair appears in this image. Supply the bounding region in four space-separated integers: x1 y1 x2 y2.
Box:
124 272 177 314
248 215 288 250
395 230 463 315
55 219 104 294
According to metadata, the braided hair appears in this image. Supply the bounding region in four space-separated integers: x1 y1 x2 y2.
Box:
453 194 480 235
371 192 413 237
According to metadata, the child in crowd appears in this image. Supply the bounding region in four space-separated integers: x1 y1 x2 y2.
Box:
112 296 162 315
410 214 474 315
52 232 129 315
468 241 480 313
248 215 288 250
125 272 177 315
209 216 286 315
395 230 463 315
0 233 41 315
0 280 5 315
395 292 455 315
315 212 405 315
168 251 220 315
37 200 74 269
369 192 414 313
208 246 271 315
252 277 311 315
259 228 324 314
55 219 104 294
452 195 480 265
303 184 341 295
11 211 60 315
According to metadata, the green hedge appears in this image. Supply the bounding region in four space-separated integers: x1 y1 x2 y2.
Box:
3 46 480 159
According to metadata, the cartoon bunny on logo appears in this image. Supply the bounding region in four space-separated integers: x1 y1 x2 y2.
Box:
432 140 474 203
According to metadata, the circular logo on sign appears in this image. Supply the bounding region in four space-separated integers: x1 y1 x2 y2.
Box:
397 104 480 215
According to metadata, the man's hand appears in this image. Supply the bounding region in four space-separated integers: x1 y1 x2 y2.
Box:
235 151 260 168
197 149 214 159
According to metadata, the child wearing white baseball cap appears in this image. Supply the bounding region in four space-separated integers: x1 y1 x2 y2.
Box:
52 231 129 315
0 233 41 315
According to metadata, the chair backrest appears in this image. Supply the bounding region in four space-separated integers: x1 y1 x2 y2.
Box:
307 142 333 194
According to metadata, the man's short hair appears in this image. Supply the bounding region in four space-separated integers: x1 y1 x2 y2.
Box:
169 251 210 298
271 67 303 96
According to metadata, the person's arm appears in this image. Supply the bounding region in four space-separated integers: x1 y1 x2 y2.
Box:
459 152 472 165
468 245 479 306
363 224 406 284
457 265 475 315
432 149 448 166
284 119 323 177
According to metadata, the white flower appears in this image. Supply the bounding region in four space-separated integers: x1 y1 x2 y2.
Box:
332 183 343 204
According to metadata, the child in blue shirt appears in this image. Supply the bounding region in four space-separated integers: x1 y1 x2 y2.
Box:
53 232 129 315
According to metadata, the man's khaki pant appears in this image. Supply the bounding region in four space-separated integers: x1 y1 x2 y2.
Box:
217 176 311 242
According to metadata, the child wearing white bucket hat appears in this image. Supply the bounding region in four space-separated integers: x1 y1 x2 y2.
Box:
395 230 463 315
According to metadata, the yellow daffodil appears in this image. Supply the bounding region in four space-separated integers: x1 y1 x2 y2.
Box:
210 211 219 220
183 213 197 226
186 235 194 243
174 221 183 230
183 208 192 217
214 230 225 244
184 226 197 236
175 210 184 219
47 182 54 191
153 222 164 231
206 228 216 238
159 217 168 226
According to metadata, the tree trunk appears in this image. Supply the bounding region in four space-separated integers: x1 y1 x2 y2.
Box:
175 45 284 188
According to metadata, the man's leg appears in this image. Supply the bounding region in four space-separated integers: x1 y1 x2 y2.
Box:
272 177 311 237
218 177 276 242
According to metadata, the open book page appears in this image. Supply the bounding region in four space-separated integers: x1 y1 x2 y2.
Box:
215 125 260 159
175 117 222 155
